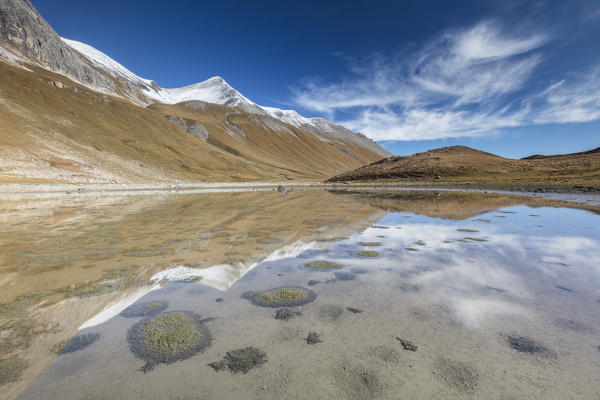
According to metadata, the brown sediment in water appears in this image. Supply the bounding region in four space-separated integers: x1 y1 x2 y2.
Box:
0 357 28 386
432 358 479 393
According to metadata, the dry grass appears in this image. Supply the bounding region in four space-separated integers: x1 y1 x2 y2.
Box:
328 145 600 189
0 60 384 183
149 102 385 181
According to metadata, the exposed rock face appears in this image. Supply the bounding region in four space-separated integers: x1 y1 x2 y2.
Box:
0 0 112 89
168 116 209 140
0 0 156 105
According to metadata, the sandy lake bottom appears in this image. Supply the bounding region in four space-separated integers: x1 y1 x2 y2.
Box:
1 189 599 399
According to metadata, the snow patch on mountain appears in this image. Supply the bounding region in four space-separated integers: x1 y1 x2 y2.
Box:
62 38 153 86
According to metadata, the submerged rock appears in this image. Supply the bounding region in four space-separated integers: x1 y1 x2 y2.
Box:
274 308 301 321
208 347 267 374
121 301 169 318
334 271 356 281
346 307 363 314
127 311 212 372
242 287 316 308
306 332 323 344
396 337 418 352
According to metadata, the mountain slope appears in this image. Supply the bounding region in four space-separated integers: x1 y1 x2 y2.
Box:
0 0 390 183
149 101 387 178
0 61 286 183
327 145 600 188
59 38 390 158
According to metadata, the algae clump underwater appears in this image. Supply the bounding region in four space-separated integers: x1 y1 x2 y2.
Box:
303 260 344 271
242 287 317 307
127 311 212 372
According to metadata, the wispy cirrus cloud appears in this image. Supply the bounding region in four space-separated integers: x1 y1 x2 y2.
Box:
292 20 600 141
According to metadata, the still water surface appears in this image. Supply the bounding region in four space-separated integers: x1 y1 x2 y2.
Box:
1 190 599 399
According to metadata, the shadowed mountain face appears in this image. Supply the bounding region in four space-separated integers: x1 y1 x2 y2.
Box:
328 145 600 188
0 0 389 183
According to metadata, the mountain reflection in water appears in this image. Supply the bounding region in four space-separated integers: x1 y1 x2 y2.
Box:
1 190 599 400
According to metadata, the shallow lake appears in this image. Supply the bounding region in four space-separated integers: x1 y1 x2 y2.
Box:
1 189 599 399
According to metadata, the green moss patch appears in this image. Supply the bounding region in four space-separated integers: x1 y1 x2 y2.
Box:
242 287 316 308
121 301 169 318
464 237 488 242
127 312 212 372
208 347 267 374
303 260 344 271
355 250 380 258
358 242 382 247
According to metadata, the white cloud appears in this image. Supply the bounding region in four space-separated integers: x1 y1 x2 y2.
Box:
293 20 600 141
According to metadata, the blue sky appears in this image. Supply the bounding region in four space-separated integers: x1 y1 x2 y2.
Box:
31 0 600 158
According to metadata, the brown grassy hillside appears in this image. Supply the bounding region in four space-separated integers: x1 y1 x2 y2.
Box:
328 145 600 189
0 61 383 183
149 101 385 179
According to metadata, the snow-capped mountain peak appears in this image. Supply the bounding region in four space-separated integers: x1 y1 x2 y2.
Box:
57 37 389 157
163 77 263 113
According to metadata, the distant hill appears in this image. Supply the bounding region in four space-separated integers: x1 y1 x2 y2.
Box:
327 145 600 189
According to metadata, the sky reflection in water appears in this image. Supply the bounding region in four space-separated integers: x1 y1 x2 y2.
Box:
4 191 600 400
